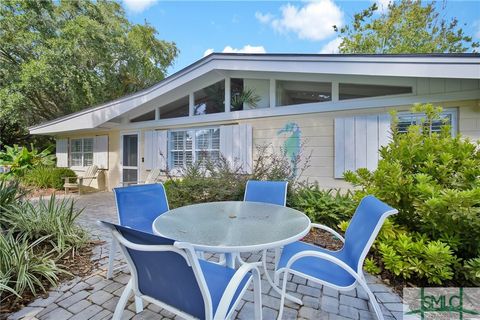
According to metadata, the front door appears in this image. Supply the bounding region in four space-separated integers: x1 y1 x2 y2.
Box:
121 134 139 185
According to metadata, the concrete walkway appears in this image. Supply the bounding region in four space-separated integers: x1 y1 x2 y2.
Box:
8 192 403 320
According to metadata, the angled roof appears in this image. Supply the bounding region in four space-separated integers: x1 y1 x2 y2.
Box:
29 53 480 135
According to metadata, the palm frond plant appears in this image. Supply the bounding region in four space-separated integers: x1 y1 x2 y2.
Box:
231 88 261 111
0 195 88 254
0 232 64 302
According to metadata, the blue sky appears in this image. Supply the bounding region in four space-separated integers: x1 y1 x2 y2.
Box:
123 0 480 75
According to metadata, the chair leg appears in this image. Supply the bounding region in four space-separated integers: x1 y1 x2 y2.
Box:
107 240 117 279
252 268 263 320
134 296 143 313
358 280 384 320
113 279 133 320
277 269 290 320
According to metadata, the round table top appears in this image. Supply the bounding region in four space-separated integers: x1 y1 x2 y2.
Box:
152 201 311 252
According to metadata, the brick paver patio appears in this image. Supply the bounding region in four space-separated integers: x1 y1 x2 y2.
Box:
7 192 403 320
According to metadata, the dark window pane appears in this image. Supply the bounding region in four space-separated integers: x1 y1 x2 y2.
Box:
123 169 138 185
160 96 189 119
230 78 244 111
276 81 331 106
339 83 412 100
123 135 138 166
194 80 225 115
131 110 155 122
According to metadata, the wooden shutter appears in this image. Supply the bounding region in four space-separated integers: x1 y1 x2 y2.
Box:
334 114 391 178
144 130 167 170
56 138 68 168
220 124 253 173
93 135 109 169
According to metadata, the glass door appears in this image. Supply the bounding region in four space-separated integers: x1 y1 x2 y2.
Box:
121 134 138 185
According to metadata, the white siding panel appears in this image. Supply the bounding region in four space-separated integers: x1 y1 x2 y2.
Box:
220 124 253 173
56 138 68 168
144 131 154 170
366 115 379 170
93 135 108 169
157 130 168 170
378 114 391 151
354 116 367 169
344 117 355 172
334 118 345 178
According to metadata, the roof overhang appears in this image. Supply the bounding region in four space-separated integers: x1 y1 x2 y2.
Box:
29 53 480 135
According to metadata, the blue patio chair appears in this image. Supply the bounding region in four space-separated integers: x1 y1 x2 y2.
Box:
98 221 263 320
238 180 288 274
107 183 169 312
275 195 398 320
244 180 288 206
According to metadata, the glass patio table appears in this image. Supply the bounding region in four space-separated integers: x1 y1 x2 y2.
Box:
152 201 311 304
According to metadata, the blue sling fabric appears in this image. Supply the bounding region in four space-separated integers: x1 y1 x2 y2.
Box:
244 180 288 206
113 183 169 233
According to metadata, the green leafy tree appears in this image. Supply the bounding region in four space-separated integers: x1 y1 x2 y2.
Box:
0 0 178 147
335 0 479 53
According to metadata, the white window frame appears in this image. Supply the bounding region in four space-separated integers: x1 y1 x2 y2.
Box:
396 108 458 136
168 126 220 169
69 137 94 169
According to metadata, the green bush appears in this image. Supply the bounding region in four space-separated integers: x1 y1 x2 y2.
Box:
0 144 55 177
23 166 76 190
344 104 480 284
289 185 356 228
1 195 88 253
0 232 63 302
0 179 25 218
164 145 304 208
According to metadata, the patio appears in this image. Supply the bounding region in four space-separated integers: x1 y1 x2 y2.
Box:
8 192 403 320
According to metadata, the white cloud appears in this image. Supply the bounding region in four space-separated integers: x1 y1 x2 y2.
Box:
202 45 266 58
474 20 480 39
203 48 214 57
222 45 266 54
255 12 273 24
319 37 342 54
123 0 157 13
256 0 343 41
373 0 391 13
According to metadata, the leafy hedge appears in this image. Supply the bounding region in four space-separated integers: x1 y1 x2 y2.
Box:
22 167 76 190
344 104 480 286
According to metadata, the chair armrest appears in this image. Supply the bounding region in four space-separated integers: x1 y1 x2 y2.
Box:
311 223 345 243
82 176 97 179
63 176 78 182
284 250 360 283
215 262 262 319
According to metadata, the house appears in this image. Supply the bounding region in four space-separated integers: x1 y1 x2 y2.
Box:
29 53 480 191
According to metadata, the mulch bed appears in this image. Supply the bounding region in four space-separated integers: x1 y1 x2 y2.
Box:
0 240 103 318
25 188 67 199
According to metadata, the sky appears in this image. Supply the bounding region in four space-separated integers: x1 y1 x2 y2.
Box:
122 0 480 75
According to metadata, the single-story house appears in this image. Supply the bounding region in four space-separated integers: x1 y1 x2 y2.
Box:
29 53 480 191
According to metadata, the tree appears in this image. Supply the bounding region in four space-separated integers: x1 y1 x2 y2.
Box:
335 0 479 54
0 0 178 148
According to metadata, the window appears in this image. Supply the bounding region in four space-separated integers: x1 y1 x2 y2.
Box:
231 78 270 111
70 138 93 167
130 110 155 123
160 96 189 119
168 128 220 168
194 80 225 115
397 110 456 135
339 83 412 100
276 80 331 107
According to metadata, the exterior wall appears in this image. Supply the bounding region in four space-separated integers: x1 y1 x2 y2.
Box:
58 99 480 191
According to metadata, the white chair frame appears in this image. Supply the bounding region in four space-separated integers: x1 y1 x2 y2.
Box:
101 223 263 320
275 208 397 320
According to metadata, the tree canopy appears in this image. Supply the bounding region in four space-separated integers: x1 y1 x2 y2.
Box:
335 0 479 54
0 0 178 147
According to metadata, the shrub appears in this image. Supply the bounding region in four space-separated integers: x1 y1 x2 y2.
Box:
1 195 88 253
462 258 480 286
0 144 55 177
289 185 356 228
164 145 308 208
0 232 63 302
0 180 25 217
344 104 480 284
340 218 459 285
23 166 76 190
